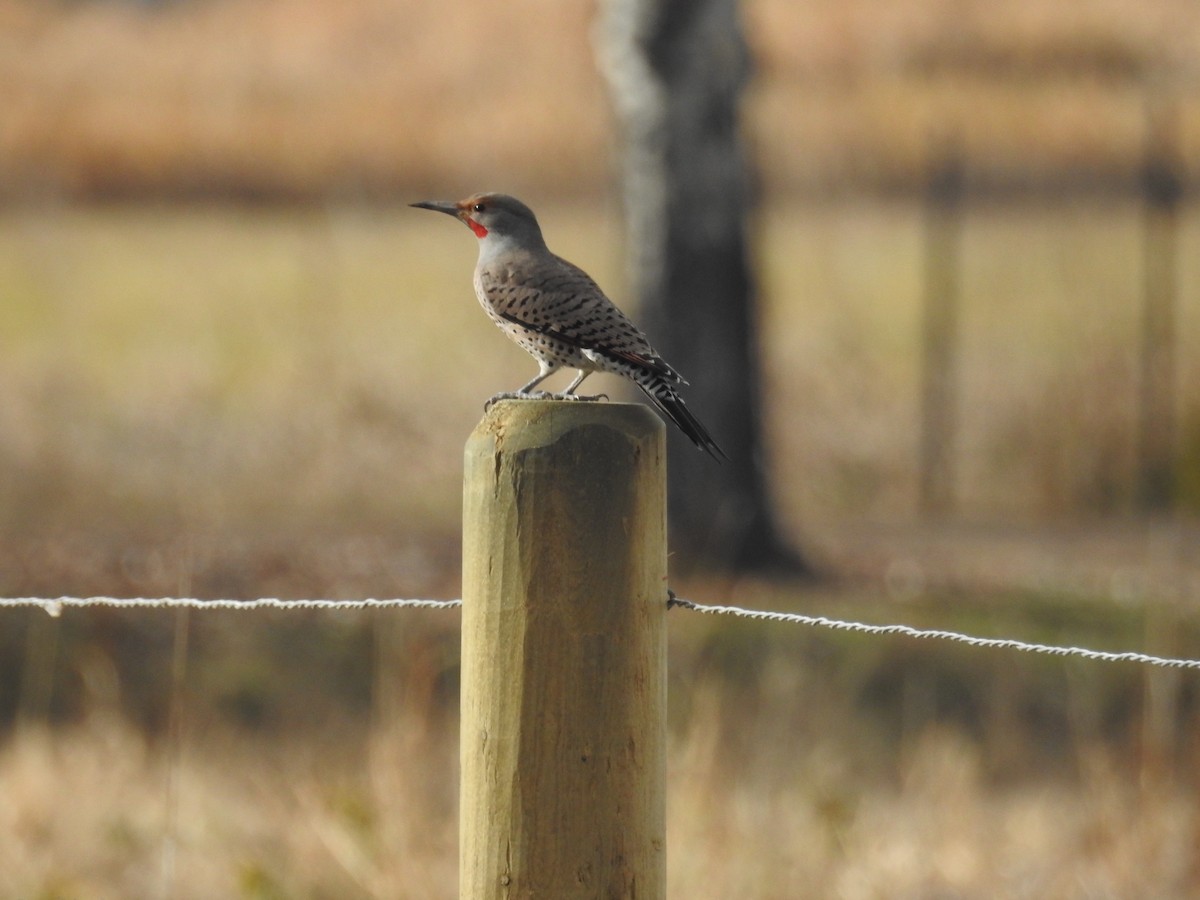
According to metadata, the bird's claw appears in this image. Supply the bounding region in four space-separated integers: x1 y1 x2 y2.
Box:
561 392 609 403
484 390 552 410
485 390 608 411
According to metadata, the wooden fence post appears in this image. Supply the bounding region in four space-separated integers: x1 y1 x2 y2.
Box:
1136 96 1181 512
919 134 964 517
460 399 667 899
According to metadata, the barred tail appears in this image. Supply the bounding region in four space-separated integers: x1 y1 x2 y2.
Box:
637 378 727 461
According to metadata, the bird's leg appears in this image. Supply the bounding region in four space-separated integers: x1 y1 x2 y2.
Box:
487 365 610 409
486 363 558 409
517 366 555 394
563 370 590 394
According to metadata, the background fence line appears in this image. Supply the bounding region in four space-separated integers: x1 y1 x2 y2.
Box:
3 594 1199 669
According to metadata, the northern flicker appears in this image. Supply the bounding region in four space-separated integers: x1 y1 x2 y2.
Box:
411 192 726 459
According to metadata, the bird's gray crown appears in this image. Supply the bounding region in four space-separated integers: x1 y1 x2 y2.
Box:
466 193 545 244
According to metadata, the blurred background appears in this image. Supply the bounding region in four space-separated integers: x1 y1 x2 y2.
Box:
2 0 1200 896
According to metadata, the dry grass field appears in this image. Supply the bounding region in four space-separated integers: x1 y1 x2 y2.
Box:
4 650 1199 899
3 0 1200 896
2 0 1200 198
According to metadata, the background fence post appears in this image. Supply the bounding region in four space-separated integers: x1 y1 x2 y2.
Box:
1136 95 1180 512
460 399 667 899
919 134 965 518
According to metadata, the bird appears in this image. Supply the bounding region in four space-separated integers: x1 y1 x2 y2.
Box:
411 192 726 459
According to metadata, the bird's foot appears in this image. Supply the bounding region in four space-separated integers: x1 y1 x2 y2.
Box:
485 391 608 411
485 390 540 411
482 391 552 412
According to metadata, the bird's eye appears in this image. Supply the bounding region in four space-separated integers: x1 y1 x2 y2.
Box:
473 202 486 213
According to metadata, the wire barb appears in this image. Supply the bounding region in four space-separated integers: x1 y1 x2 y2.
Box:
666 589 691 610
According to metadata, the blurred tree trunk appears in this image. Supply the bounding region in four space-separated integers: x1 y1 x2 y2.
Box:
598 0 811 574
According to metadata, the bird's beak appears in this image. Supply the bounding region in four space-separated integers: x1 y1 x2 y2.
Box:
410 199 462 218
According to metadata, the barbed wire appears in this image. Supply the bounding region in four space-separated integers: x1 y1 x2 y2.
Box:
0 597 462 616
2 594 1198 669
667 594 1200 669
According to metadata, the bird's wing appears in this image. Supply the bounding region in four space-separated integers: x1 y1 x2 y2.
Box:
493 310 674 376
483 257 685 384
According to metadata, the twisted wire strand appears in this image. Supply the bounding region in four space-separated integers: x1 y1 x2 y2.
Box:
0 596 461 616
668 594 1200 669
3 594 1197 669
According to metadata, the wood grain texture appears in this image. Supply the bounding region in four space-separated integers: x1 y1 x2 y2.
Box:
461 399 667 900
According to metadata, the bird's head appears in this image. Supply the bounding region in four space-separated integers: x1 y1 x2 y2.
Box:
410 193 544 246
